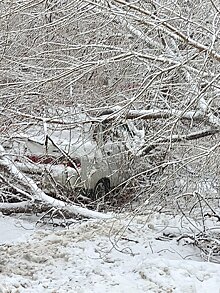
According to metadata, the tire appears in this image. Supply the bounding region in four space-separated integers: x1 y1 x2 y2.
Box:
93 179 110 199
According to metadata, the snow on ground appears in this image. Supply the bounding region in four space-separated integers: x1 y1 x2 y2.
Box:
0 214 34 245
0 212 220 292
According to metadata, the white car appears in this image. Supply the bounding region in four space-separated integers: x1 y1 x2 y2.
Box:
14 108 145 199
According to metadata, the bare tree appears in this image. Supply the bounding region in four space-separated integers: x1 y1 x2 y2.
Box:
0 0 220 225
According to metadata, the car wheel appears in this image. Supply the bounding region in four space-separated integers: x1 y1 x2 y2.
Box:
93 179 110 199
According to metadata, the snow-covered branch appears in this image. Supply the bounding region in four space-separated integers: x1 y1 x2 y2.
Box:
113 0 220 62
100 107 203 122
141 128 220 155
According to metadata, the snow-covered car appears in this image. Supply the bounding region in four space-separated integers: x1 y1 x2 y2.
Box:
14 108 145 198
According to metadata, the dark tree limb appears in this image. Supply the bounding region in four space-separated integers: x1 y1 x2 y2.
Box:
141 128 220 155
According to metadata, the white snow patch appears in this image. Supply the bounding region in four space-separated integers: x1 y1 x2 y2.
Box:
0 213 34 244
0 213 220 292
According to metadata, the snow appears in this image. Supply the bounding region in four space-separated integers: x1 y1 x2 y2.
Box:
0 213 34 244
0 212 220 292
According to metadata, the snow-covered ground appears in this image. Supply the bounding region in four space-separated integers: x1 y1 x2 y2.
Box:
0 212 220 292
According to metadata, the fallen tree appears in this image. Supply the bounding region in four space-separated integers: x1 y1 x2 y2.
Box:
0 0 220 228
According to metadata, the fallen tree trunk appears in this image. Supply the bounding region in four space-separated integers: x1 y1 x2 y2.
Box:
0 201 88 220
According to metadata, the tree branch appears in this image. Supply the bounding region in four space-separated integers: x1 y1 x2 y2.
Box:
113 0 220 62
100 108 203 121
141 128 220 155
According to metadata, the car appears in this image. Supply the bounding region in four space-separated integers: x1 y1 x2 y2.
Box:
13 107 145 200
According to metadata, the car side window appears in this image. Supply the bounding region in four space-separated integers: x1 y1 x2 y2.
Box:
92 123 104 144
92 120 138 146
92 121 115 144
